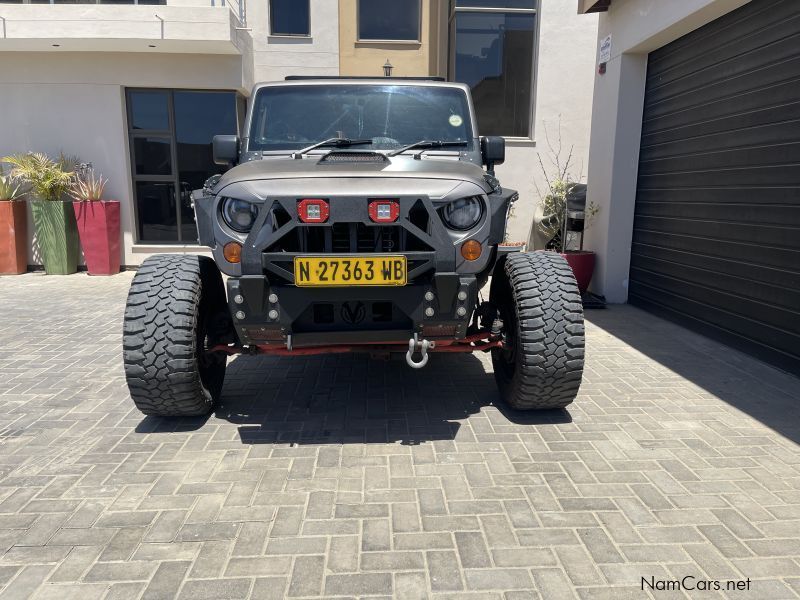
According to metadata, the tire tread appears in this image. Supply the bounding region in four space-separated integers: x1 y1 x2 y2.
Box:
493 252 585 410
122 254 224 417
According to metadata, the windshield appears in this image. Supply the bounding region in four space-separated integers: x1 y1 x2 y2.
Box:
247 84 475 152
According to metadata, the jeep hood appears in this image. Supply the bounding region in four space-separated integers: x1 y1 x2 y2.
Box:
213 154 493 198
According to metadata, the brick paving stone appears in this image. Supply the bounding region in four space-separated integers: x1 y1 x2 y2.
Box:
287 554 324 597
0 274 798 598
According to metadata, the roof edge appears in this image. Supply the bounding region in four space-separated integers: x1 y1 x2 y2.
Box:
578 0 611 14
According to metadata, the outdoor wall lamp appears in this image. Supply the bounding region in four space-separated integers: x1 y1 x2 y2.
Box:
383 59 393 77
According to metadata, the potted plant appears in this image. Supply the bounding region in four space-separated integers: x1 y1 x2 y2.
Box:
2 153 79 275
537 178 598 294
70 166 120 275
531 128 599 294
0 169 27 275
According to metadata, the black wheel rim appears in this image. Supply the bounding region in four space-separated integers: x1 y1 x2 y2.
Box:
196 304 224 392
494 288 518 381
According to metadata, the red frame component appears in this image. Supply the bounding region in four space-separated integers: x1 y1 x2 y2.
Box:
368 199 400 223
209 332 503 357
297 198 329 223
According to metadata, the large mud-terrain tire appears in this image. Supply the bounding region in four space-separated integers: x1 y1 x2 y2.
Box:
123 254 227 416
490 251 584 410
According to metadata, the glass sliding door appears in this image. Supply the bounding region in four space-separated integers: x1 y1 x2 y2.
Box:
126 89 243 244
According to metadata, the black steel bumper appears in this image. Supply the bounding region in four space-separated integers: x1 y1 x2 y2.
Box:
227 272 478 348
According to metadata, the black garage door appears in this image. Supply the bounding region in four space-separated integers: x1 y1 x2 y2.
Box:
631 0 800 374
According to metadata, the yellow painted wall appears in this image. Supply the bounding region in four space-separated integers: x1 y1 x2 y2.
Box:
338 0 446 77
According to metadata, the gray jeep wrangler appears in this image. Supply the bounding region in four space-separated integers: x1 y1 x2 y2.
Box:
123 78 584 417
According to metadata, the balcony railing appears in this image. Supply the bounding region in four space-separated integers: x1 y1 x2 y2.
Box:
0 0 246 26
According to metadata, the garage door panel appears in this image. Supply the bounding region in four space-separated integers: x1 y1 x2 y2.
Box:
634 215 798 248
635 201 800 228
633 230 798 273
647 13 800 93
643 57 800 125
638 142 800 176
641 117 800 162
633 0 800 373
638 164 800 189
628 287 800 371
644 35 800 107
630 254 800 313
637 186 800 207
646 0 789 72
628 272 800 343
631 242 800 291
642 85 800 146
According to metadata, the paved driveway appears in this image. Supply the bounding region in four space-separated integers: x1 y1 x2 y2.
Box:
0 272 798 599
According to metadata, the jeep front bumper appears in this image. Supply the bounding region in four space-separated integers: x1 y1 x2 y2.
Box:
227 273 479 348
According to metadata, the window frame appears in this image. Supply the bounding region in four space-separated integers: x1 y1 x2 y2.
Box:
447 1 540 141
268 0 311 38
125 88 244 246
356 0 422 43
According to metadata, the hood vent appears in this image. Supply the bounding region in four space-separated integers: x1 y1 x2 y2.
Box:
318 151 388 164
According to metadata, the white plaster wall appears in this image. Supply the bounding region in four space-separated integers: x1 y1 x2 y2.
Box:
0 5 246 54
0 53 249 268
494 0 599 244
247 0 339 82
583 0 752 302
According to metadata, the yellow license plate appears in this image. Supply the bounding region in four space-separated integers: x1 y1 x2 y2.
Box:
294 256 407 287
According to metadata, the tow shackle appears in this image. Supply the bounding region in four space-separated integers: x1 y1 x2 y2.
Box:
406 334 435 369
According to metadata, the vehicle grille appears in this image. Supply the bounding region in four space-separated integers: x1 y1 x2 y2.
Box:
265 222 432 254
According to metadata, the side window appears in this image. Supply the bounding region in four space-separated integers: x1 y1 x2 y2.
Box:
358 0 420 41
449 0 538 138
269 0 310 36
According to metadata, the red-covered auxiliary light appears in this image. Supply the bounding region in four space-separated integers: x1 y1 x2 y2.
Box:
368 199 400 223
297 199 329 223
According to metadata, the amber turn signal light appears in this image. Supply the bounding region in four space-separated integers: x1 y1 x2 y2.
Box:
461 240 482 261
223 242 242 263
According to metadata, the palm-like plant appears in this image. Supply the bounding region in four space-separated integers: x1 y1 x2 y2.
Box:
1 153 76 202
0 169 24 201
69 169 107 202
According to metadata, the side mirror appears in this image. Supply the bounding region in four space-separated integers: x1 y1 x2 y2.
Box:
481 136 505 171
213 135 239 166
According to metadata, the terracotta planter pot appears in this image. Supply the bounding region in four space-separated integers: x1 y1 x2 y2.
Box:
562 250 596 294
30 200 80 275
0 201 28 275
73 200 121 275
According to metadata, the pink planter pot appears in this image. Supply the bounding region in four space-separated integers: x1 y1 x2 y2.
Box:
562 251 596 294
73 200 121 275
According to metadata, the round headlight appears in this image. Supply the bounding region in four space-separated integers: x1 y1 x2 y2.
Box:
442 197 483 231
221 198 258 233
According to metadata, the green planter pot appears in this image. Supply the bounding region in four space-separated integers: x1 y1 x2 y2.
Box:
30 200 79 275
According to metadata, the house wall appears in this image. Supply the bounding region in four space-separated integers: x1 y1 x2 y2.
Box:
338 0 440 77
583 0 752 302
0 53 248 268
252 0 340 81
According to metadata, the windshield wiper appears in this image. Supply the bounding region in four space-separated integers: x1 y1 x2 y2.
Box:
387 140 468 157
291 137 373 159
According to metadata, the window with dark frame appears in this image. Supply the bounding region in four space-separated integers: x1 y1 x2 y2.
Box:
358 0 420 41
269 0 310 36
126 89 241 244
449 0 537 138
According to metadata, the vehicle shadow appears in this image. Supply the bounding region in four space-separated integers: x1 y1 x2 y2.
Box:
136 351 573 443
586 305 800 444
